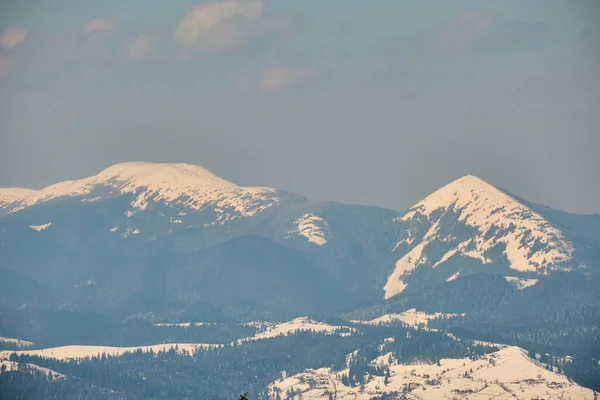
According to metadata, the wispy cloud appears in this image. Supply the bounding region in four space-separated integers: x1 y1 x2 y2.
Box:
254 65 319 93
174 0 281 54
83 17 116 34
0 28 28 49
122 34 158 62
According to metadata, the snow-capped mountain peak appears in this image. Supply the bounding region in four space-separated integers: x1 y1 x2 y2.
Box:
0 162 279 220
401 174 517 221
384 175 576 299
96 162 237 190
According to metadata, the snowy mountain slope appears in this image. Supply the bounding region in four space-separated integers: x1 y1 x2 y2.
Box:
0 162 401 317
269 345 597 399
384 175 583 299
0 187 37 208
287 213 331 245
0 162 280 224
1 164 598 325
0 162 396 252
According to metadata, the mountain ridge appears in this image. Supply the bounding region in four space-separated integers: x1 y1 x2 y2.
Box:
0 162 280 224
1 161 598 320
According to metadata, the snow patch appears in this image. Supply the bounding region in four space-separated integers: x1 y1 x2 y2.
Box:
153 322 210 327
121 227 140 238
29 222 51 232
504 276 539 290
289 213 330 246
384 242 426 298
446 272 460 282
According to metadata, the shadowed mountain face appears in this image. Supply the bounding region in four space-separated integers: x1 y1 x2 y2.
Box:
0 162 598 324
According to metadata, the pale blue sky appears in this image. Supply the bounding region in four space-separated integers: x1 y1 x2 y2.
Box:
0 0 598 213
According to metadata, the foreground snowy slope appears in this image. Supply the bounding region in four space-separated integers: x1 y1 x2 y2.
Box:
270 345 596 399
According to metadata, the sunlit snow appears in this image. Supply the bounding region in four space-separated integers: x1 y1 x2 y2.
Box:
0 343 218 361
0 360 65 381
504 276 539 290
402 175 574 271
0 336 33 348
0 162 280 225
269 346 596 399
446 272 460 282
29 222 52 232
0 317 353 361
351 309 463 327
385 175 575 299
289 213 330 245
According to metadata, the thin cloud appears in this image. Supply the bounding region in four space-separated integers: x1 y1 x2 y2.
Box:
0 28 28 49
83 17 116 34
174 0 279 54
122 34 158 62
257 65 319 93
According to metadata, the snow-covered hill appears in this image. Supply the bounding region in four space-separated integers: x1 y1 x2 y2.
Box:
0 360 65 381
269 345 597 399
350 308 463 328
0 343 217 361
0 316 354 361
384 175 581 299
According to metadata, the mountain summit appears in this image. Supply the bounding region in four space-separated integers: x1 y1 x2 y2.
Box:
0 162 279 221
384 175 577 299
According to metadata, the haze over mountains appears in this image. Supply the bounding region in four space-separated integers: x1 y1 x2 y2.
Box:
1 162 599 398
0 162 598 319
